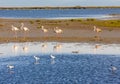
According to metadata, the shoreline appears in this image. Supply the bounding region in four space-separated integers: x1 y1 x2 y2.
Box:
0 6 120 10
0 18 120 44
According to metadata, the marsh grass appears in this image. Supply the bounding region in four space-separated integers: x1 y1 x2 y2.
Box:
80 19 120 28
29 21 34 24
37 26 41 29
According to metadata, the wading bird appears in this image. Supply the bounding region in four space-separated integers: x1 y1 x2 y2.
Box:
11 25 19 39
34 56 40 64
21 23 30 40
93 26 102 33
41 26 48 33
50 54 55 59
110 65 117 74
50 54 56 64
54 27 63 34
7 65 14 70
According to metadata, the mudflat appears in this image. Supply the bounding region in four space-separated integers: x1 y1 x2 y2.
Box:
0 18 120 43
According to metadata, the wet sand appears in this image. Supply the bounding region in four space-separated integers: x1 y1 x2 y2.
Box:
0 18 120 43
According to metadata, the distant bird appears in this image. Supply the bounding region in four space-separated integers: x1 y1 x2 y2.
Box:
33 56 40 64
21 23 29 40
11 25 19 31
54 27 63 34
11 25 19 38
34 56 40 61
41 26 48 33
50 54 55 59
93 26 102 33
110 65 117 73
7 65 14 70
21 23 29 31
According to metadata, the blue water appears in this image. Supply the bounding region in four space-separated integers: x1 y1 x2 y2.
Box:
0 42 120 83
0 8 120 19
0 54 120 84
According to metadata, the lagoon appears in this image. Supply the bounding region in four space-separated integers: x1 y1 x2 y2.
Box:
0 8 120 19
0 42 120 84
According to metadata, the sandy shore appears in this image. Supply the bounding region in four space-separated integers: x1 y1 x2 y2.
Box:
0 18 120 43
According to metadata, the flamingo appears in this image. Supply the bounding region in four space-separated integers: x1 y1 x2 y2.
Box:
7 65 14 70
110 65 117 74
54 27 63 34
50 54 56 64
50 54 55 59
11 25 19 39
21 23 29 31
34 56 40 61
93 26 102 33
41 26 48 33
34 55 40 64
21 23 29 40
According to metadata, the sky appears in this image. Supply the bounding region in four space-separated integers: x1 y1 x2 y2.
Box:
0 0 120 7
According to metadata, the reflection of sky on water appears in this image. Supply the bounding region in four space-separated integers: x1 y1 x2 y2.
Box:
0 42 120 57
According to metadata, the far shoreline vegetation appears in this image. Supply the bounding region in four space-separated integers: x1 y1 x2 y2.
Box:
0 6 120 10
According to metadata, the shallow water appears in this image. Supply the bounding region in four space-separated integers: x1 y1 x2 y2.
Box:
0 8 120 19
0 42 120 84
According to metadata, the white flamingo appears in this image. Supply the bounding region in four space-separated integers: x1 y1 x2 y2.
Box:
50 54 55 59
7 65 14 70
110 65 117 74
93 26 102 33
54 27 63 34
50 54 56 64
11 25 19 39
41 26 48 33
34 56 40 61
21 23 29 31
21 23 29 40
34 56 40 64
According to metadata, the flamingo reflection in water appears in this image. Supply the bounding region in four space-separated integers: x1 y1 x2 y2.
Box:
12 44 20 56
11 25 19 40
53 43 62 52
93 44 101 54
22 46 29 53
41 42 47 53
